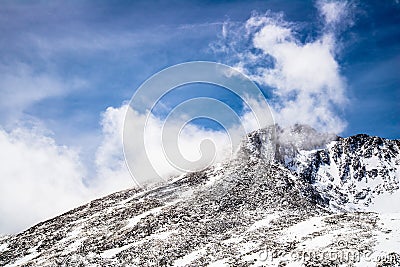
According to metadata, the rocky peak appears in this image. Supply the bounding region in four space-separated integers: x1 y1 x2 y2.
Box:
238 124 338 164
239 124 400 211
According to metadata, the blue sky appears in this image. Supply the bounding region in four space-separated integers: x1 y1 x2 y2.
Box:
0 0 398 139
0 0 399 233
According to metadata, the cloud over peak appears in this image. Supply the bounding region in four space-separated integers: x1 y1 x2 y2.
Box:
213 0 353 133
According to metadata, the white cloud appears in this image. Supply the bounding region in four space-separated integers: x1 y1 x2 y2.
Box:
123 105 239 186
214 0 353 134
318 0 349 25
0 126 89 233
252 24 292 49
123 93 274 186
250 23 347 132
0 106 135 234
91 105 134 195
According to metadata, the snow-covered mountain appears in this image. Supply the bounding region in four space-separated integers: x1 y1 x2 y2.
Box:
243 125 400 212
1 125 399 266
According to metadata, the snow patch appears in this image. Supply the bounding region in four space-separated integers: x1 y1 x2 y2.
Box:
0 242 8 252
207 259 229 267
100 243 134 259
280 216 325 242
247 213 279 232
173 247 206 266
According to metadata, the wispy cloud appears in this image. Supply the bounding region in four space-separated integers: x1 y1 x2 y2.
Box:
0 63 86 125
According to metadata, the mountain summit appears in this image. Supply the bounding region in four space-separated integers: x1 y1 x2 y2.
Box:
1 125 399 266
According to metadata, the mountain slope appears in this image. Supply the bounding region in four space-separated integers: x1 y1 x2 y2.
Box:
1 125 399 267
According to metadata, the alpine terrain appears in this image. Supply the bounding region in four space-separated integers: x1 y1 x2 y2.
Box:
1 125 399 266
